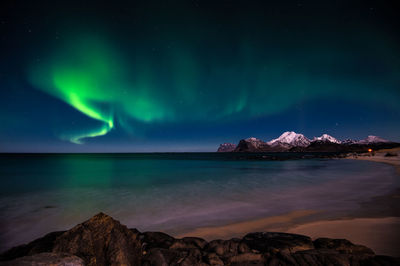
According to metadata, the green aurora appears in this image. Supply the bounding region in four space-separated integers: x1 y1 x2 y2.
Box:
1 1 400 151
28 31 400 144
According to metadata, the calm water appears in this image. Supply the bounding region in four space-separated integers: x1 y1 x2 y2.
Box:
0 153 398 251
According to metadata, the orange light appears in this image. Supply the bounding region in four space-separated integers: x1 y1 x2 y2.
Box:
368 148 372 152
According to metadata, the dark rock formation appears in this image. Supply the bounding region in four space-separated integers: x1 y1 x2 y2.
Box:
1 213 142 266
234 138 282 152
234 138 266 152
313 238 374 255
0 231 66 261
52 212 142 266
1 213 400 265
242 232 314 253
217 143 237 152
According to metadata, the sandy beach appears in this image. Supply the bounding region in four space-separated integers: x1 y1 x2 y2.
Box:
182 148 400 257
287 217 400 257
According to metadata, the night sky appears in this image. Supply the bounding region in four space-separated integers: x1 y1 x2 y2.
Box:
1 0 399 152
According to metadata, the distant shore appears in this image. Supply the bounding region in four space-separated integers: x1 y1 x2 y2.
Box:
346 147 400 175
180 148 400 257
289 148 400 256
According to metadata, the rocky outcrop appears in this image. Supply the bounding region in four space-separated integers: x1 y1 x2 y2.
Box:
1 213 142 266
234 138 270 152
0 231 66 261
217 143 237 152
234 138 288 152
242 232 314 254
53 212 142 266
1 213 399 265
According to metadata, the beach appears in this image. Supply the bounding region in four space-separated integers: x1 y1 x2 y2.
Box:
180 148 400 257
1 152 399 257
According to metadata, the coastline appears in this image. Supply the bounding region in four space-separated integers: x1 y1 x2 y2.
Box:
180 148 400 257
345 147 400 175
1 149 400 263
180 212 400 257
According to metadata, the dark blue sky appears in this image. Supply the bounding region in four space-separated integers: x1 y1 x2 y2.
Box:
1 0 399 152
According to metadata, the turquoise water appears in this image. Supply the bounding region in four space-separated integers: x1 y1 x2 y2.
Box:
0 153 398 251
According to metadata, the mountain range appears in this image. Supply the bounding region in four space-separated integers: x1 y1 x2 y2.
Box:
217 131 399 152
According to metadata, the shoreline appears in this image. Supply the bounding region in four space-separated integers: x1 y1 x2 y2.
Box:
179 212 400 257
1 148 399 262
287 217 400 257
346 147 400 175
180 148 400 257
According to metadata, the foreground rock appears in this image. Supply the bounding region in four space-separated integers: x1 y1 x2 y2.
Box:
1 213 141 266
1 213 399 265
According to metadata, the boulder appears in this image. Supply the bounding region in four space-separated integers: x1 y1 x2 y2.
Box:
0 231 65 261
52 212 142 266
139 231 175 250
205 252 224 266
314 238 374 255
206 238 243 258
242 232 314 253
142 247 207 266
228 252 265 266
170 237 208 250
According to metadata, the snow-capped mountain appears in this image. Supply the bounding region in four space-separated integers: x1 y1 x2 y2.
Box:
218 132 398 152
357 135 390 144
313 134 341 144
341 139 358 145
268 131 311 147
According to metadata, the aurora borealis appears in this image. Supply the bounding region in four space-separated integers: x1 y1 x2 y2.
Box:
1 0 400 152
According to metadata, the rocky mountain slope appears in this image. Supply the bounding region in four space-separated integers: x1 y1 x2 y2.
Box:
217 143 237 152
1 213 399 265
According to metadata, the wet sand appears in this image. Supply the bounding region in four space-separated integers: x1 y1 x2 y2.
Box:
178 210 317 240
287 217 400 257
182 148 400 257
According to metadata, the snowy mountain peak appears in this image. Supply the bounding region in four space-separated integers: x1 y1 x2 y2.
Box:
313 134 341 144
268 131 311 147
245 137 260 142
358 135 390 144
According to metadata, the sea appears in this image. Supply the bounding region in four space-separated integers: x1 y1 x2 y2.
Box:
0 153 398 252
